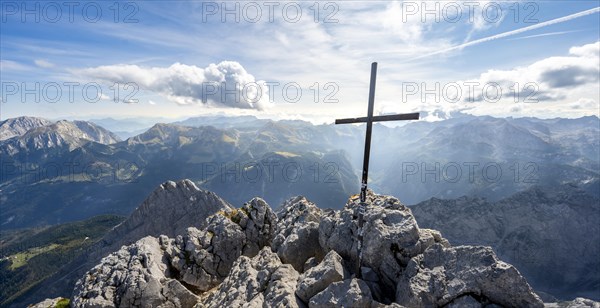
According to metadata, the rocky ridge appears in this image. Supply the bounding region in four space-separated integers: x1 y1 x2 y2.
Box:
0 116 52 141
70 189 547 307
16 180 231 308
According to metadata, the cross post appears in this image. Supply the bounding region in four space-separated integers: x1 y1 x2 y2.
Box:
335 62 419 278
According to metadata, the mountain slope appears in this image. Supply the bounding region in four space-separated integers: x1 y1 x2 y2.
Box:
7 180 232 307
0 215 125 306
0 116 52 141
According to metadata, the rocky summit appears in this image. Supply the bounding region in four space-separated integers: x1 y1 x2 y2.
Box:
57 186 553 308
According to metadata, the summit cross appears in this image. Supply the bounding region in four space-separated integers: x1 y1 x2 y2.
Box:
335 62 419 202
335 62 420 278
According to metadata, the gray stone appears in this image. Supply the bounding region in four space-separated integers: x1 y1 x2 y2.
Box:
69 189 549 308
273 196 325 272
197 247 304 308
303 257 319 272
395 244 544 308
163 197 277 291
308 278 373 308
33 180 231 307
410 185 600 299
319 192 449 290
296 250 348 303
72 236 199 308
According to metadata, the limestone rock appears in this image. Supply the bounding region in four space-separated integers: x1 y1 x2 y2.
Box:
396 244 543 308
197 247 303 308
163 197 277 291
308 278 373 308
28 180 232 308
296 250 349 303
410 185 600 299
68 189 546 308
103 180 233 249
319 192 449 293
72 236 199 308
273 196 325 272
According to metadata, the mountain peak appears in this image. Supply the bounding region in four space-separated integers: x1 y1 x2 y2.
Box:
102 179 233 247
0 116 52 141
70 188 544 307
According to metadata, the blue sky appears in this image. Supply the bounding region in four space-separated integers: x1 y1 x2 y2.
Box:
1 1 599 123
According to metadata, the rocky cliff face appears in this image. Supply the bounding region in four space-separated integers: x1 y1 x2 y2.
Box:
410 184 600 300
70 189 545 307
15 180 231 308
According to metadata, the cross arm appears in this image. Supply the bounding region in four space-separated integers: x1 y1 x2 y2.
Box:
335 112 420 125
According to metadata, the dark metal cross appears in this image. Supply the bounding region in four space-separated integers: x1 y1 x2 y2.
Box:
335 62 419 277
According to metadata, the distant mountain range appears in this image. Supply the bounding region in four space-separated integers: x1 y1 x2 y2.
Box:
1 114 598 230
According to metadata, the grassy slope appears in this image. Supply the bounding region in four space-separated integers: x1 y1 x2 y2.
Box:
0 215 125 305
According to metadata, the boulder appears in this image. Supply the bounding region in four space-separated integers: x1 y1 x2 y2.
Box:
296 250 349 303
272 196 325 272
396 244 543 308
309 278 373 308
319 192 449 294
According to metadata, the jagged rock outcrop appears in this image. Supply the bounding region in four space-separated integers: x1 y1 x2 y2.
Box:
18 180 231 308
319 192 450 301
196 247 303 308
161 197 277 291
68 189 545 308
73 236 198 308
102 180 233 250
272 196 325 272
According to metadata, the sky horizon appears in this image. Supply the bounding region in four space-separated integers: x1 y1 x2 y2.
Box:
1 1 599 123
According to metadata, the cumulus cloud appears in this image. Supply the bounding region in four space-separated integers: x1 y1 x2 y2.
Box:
456 41 599 103
75 61 272 110
390 41 599 119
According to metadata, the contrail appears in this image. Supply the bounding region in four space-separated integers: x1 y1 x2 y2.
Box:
411 7 600 60
508 30 584 41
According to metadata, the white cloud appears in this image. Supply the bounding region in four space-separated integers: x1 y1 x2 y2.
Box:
385 41 600 119
34 59 55 68
74 61 272 110
0 60 30 71
462 41 599 98
570 41 600 58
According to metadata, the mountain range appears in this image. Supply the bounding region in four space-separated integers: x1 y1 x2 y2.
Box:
1 114 598 230
1 113 598 306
